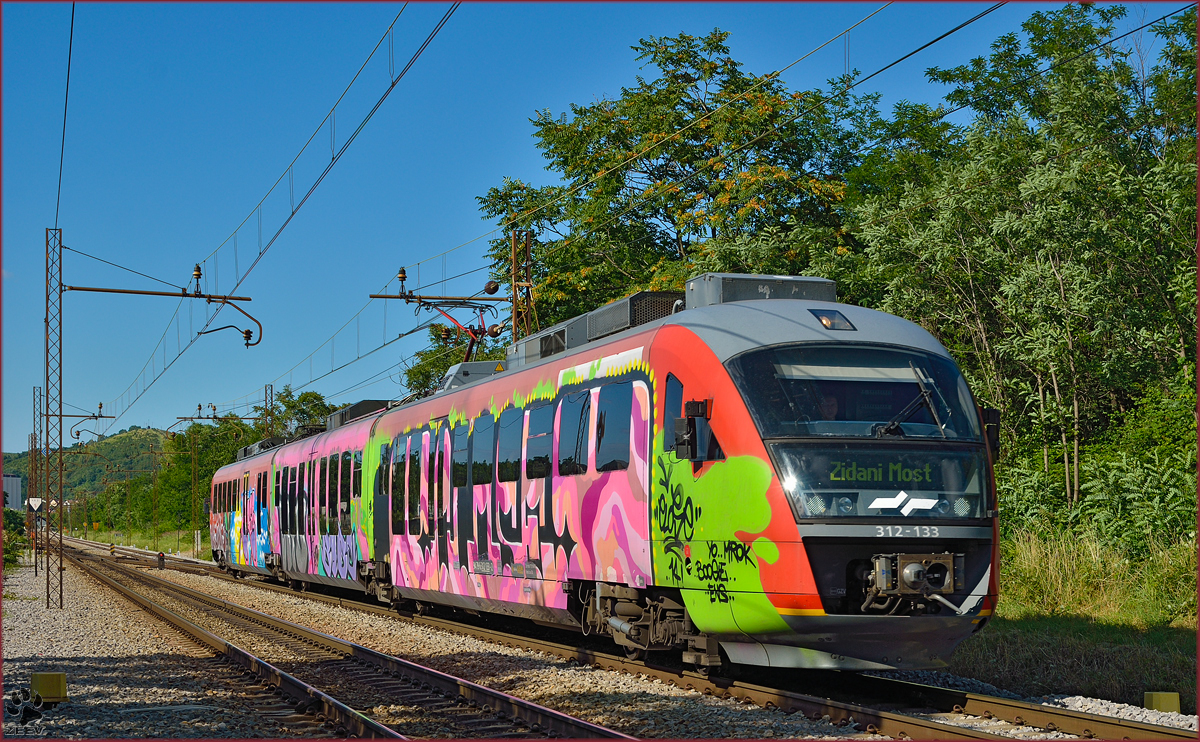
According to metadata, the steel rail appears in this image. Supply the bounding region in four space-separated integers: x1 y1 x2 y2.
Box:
96 552 1003 740
76 547 632 740
844 675 1198 741
64 552 404 739
69 539 1197 741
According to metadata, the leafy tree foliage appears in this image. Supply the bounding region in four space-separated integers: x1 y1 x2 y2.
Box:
476 7 1196 539
478 29 882 326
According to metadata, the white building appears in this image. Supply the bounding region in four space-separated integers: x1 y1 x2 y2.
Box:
3 472 23 510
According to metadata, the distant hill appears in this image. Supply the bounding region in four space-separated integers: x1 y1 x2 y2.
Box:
3 427 167 496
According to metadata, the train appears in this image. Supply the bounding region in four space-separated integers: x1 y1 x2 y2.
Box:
210 272 1000 673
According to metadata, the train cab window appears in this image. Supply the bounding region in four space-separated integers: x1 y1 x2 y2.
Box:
596 382 634 472
525 405 554 479
664 374 684 444
340 451 353 533
407 435 422 534
318 457 329 534
452 423 470 488
558 391 590 476
496 408 523 482
390 436 406 536
472 415 495 485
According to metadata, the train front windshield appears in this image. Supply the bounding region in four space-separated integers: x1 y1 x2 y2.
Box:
727 344 990 519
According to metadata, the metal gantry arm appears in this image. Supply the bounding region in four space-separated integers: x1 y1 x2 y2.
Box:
370 269 507 363
66 264 262 347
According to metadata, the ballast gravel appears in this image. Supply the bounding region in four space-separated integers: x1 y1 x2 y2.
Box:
149 568 879 739
1036 694 1198 732
870 669 1198 732
1 560 315 738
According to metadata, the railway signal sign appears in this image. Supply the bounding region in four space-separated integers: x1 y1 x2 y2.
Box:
27 498 43 512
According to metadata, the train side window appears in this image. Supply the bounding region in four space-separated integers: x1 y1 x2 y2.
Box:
664 374 684 444
318 457 328 535
407 435 422 534
377 441 392 516
273 470 280 510
452 423 470 488
340 451 353 533
427 423 445 533
496 408 523 482
289 461 298 530
525 404 554 479
557 391 590 476
329 454 340 534
295 458 304 535
596 382 634 472
352 450 363 499
390 436 406 537
282 466 291 535
472 415 495 485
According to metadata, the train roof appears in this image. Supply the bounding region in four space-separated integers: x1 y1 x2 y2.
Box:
663 299 952 363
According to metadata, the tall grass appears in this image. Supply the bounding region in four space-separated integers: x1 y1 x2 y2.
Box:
999 530 1196 628
949 529 1196 712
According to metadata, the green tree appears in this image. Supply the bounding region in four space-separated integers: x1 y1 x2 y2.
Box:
851 5 1196 505
478 29 884 327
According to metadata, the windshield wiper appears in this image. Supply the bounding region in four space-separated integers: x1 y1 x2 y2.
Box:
874 362 947 438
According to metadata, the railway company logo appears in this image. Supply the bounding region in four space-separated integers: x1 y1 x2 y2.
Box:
867 491 938 516
4 688 49 736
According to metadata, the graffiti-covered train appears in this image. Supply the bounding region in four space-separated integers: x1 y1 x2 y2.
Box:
210 273 1000 672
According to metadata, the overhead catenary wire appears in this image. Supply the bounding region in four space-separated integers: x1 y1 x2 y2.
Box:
201 5 1188 425
205 5 901 414
212 3 1011 419
63 245 187 291
383 1 1013 292
360 2 898 279
100 3 458 432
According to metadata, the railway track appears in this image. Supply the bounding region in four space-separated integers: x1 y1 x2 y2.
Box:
66 538 1196 740
65 545 629 739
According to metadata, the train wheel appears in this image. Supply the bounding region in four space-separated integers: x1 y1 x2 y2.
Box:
622 646 645 661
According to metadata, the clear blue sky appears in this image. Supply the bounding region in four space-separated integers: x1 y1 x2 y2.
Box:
2 2 1175 451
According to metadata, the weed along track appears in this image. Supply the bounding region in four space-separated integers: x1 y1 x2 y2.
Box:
67 548 629 739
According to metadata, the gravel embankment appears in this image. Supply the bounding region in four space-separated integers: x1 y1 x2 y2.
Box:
148 568 872 739
1 560 318 738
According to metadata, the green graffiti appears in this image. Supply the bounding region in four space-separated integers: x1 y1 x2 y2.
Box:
651 449 789 635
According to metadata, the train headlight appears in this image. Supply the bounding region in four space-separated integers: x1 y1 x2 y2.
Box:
836 496 855 514
953 498 972 516
804 494 827 515
934 499 951 515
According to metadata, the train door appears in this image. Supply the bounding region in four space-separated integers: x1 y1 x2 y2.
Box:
372 439 392 565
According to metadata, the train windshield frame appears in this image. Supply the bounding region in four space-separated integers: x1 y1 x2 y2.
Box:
726 343 982 441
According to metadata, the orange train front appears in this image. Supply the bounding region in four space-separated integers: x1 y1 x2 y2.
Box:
210 273 1000 673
